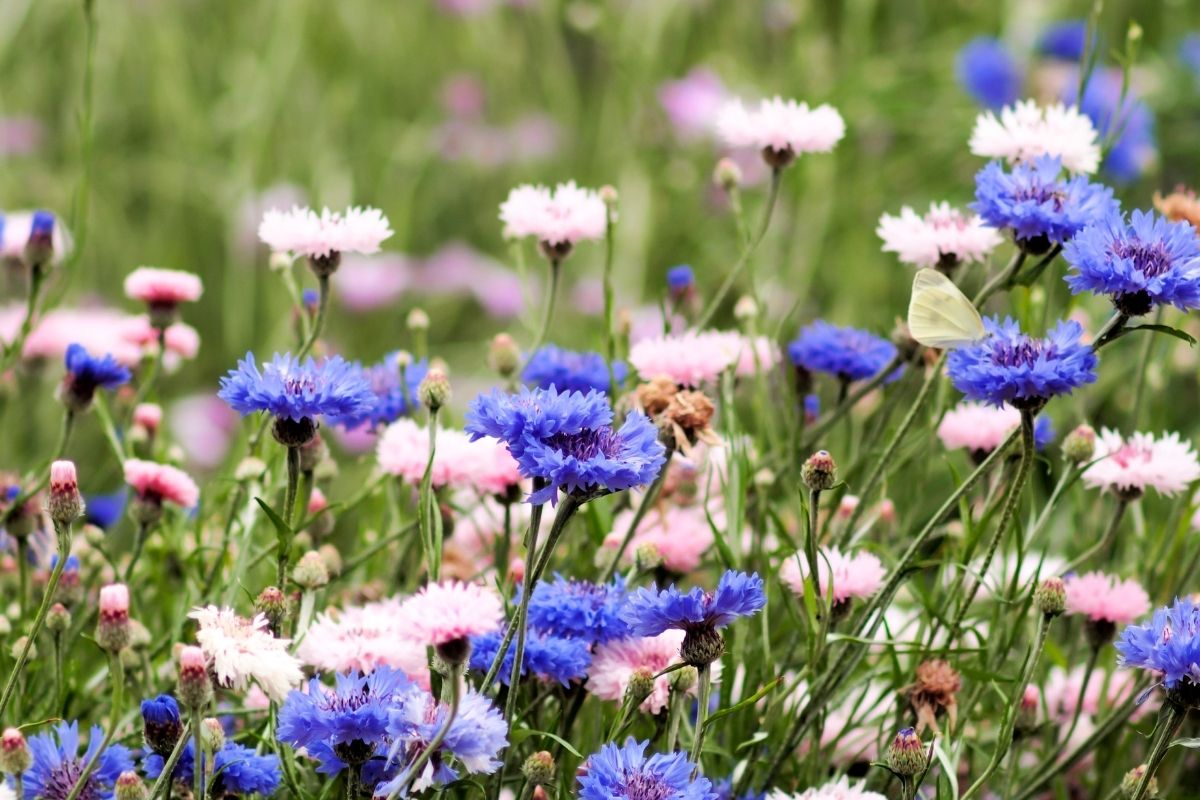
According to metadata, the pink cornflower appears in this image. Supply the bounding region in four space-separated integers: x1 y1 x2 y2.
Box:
734 335 782 377
377 419 519 495
469 437 523 497
498 182 606 252
629 331 740 386
1064 571 1150 625
20 307 142 365
1043 665 1147 722
124 459 200 509
395 580 503 646
120 316 201 364
937 401 1023 456
717 96 845 166
168 394 239 469
297 599 432 688
189 605 304 700
1083 429 1200 498
330 253 413 311
258 205 393 260
658 68 728 142
781 547 885 605
612 504 715 574
588 630 691 713
132 403 162 433
123 267 203 308
876 203 1002 269
99 583 129 617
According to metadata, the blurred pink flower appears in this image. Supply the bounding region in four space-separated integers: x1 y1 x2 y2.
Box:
1064 571 1150 625
629 331 740 386
781 547 885 605
500 182 606 247
938 401 1023 455
331 253 413 311
395 580 503 646
124 267 204 307
1043 665 1147 722
441 73 488 119
259 205 393 259
612 503 715 574
0 116 44 157
658 68 728 142
377 419 518 494
124 459 200 509
168 394 239 470
297 598 432 687
588 630 689 713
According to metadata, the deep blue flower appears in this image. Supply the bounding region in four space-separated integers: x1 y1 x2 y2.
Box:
85 492 126 530
62 343 131 410
468 628 592 686
787 321 900 383
946 316 1097 408
144 742 281 796
526 575 630 645
972 156 1118 249
667 265 696 297
956 37 1022 110
578 739 716 800
376 686 507 795
218 352 375 424
622 570 766 638
466 386 666 505
1038 20 1089 61
521 345 627 395
140 694 184 757
26 210 58 259
803 393 820 422
1068 70 1156 182
23 721 134 800
276 668 414 776
1064 209 1200 314
1116 597 1200 691
353 353 428 428
1034 414 1055 452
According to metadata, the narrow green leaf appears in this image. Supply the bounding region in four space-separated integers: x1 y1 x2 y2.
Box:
254 496 292 537
510 728 584 758
704 677 783 729
1124 324 1197 346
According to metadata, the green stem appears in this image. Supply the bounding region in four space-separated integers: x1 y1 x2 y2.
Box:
1065 498 1128 572
419 408 441 581
1128 702 1186 800
149 723 191 800
296 273 330 361
602 201 619 398
192 709 205 800
1091 311 1130 351
690 664 712 777
599 446 674 582
279 445 301 586
522 258 562 368
2 410 77 528
64 654 124 800
973 251 1029 307
803 353 905 451
124 522 152 583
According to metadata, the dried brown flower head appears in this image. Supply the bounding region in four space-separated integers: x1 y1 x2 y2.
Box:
907 658 962 735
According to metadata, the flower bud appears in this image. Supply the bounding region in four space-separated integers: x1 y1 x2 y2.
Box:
1016 685 1040 736
599 185 619 208
487 334 521 379
406 308 430 332
801 450 838 492
115 771 148 800
10 636 34 660
132 403 162 436
271 416 318 449
1062 424 1096 465
47 460 84 524
201 718 225 753
669 665 697 693
1 727 31 775
522 751 556 786
46 602 72 633
667 266 695 303
292 551 330 590
733 295 758 322
128 619 152 651
886 727 926 777
141 694 184 757
508 557 526 584
624 667 656 708
318 544 343 577
1034 577 1066 618
97 583 131 652
235 457 268 482
0 616 10 637
255 586 289 633
177 645 212 710
713 158 742 191
1120 765 1158 799
268 251 293 272
418 369 451 412
298 432 328 473
680 627 724 666
634 543 663 573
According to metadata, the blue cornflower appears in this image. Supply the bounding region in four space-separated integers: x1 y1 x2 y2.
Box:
140 694 184 757
667 265 696 298
23 721 134 800
62 343 131 412
1116 597 1200 694
1069 71 1156 182
787 321 900 384
622 570 766 665
578 739 716 800
803 393 820 423
144 742 281 796
1034 414 1055 452
377 686 507 796
526 575 630 645
276 668 414 775
468 628 592 686
25 210 59 264
972 156 1118 251
354 353 429 428
1038 20 1089 61
85 491 126 530
946 317 1097 409
1064 209 1200 316
466 386 666 505
956 38 1022 110
218 352 375 444
521 345 627 395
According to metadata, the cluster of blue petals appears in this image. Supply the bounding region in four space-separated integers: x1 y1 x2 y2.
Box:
787 321 899 383
218 352 375 424
355 353 429 427
64 343 131 393
526 575 631 645
578 739 716 800
469 628 592 687
1116 597 1200 690
521 345 627 395
956 37 1022 110
143 741 281 796
622 570 766 638
23 722 133 800
972 157 1118 246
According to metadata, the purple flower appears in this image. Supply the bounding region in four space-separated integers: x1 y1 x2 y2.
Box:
218 352 375 425
578 739 716 800
622 570 766 638
658 68 727 142
1116 597 1200 692
956 38 1023 110
23 722 133 800
787 321 900 383
355 353 429 427
62 343 131 410
946 317 1097 408
522 345 627 395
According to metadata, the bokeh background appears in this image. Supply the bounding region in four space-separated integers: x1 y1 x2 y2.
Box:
3 0 1200 482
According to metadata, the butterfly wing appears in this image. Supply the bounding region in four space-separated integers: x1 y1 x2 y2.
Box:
907 269 986 349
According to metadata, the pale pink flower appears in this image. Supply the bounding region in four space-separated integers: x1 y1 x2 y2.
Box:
1043 665 1147 722
938 401 1023 455
133 403 162 433
498 182 606 247
717 96 845 158
969 100 1100 174
1083 429 1200 497
123 267 203 307
1064 571 1150 625
628 331 740 386
658 68 728 141
395 580 503 646
588 630 691 713
258 205 393 259
612 504 715 574
469 437 523 497
448 499 530 571
836 495 860 520
119 316 201 363
297 598 432 688
20 307 142 365
99 583 129 616
189 605 304 700
377 419 519 494
734 335 782 377
124 459 200 509
330 253 413 311
781 548 885 605
168 394 239 469
49 460 78 497
876 203 1003 268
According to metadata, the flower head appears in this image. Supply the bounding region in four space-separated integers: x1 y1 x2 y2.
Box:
468 628 592 687
23 722 133 800
588 630 693 714
876 203 1003 269
188 605 303 701
356 353 428 427
296 599 431 688
219 352 375 427
717 97 845 167
1116 597 1200 691
578 739 715 800
780 548 885 606
123 267 203 310
61 343 131 411
972 156 1118 250
526 575 630 645
144 742 280 797
969 100 1101 175
1064 209 1200 315
772 777 886 800
1082 429 1200 498
937 401 1053 457
499 182 606 253
522 345 627 395
629 332 742 387
258 205 392 260
395 581 503 647
1064 572 1150 626
622 570 766 641
376 419 520 495
956 38 1022 110
123 459 200 509
787 322 899 383
466 386 666 505
946 316 1097 408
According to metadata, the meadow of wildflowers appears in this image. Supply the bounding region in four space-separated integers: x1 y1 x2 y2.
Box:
6 2 1200 800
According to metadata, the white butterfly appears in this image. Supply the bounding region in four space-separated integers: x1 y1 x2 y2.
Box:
906 268 986 349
